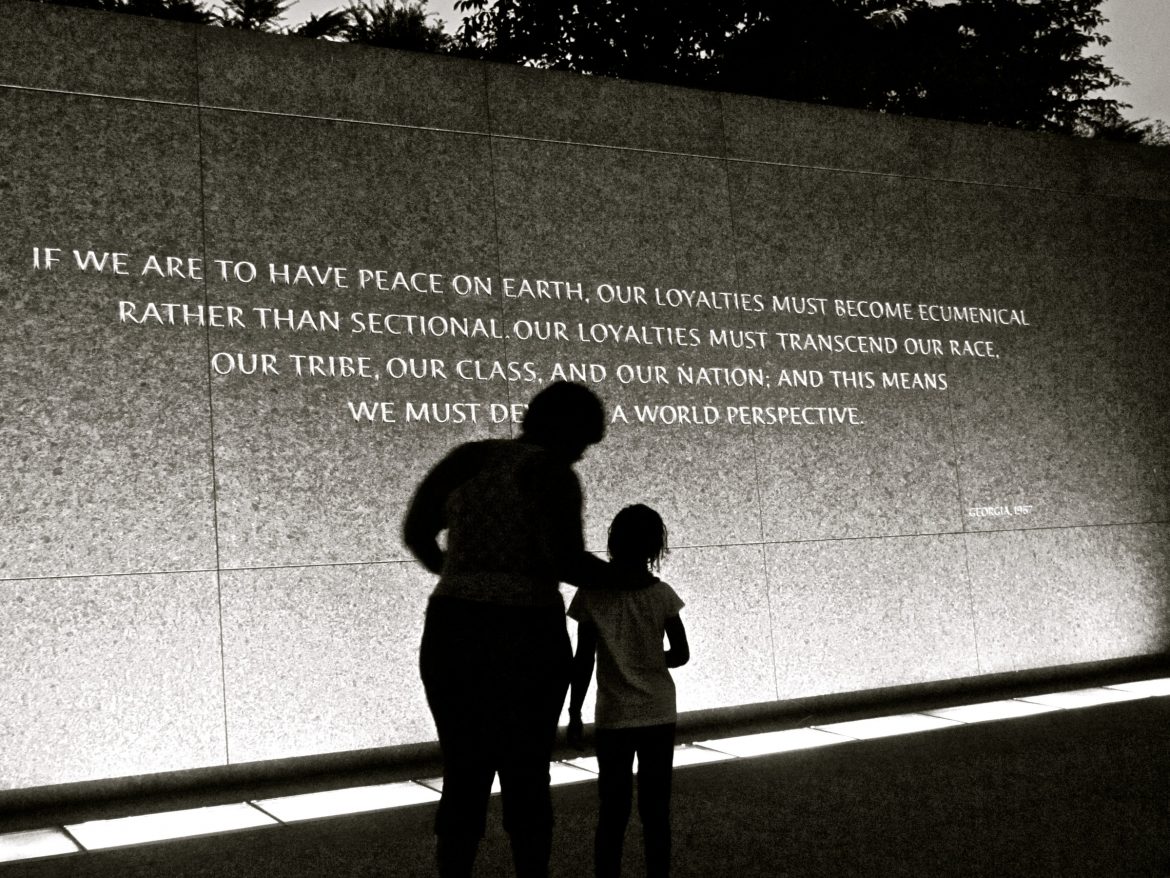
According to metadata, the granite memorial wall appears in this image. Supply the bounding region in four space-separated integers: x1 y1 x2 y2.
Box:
2 0 1169 792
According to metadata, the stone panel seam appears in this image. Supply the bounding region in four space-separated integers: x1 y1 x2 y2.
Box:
941 352 982 672
0 559 420 584
481 67 518 438
721 156 1170 202
0 568 223 585
752 519 1170 548
4 82 1166 202
958 534 986 675
0 82 200 110
192 25 233 770
669 519 1170 550
717 92 781 701
3 522 1166 584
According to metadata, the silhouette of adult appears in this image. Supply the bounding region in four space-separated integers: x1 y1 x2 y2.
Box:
403 381 610 878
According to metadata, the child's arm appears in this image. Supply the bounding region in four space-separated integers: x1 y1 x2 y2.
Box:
568 620 598 750
664 614 689 668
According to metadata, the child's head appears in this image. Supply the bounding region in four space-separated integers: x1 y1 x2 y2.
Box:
607 504 669 571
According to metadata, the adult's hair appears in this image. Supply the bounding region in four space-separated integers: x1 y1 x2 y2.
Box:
521 381 606 450
607 503 669 571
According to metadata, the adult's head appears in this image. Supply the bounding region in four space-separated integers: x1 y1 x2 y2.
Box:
521 381 606 462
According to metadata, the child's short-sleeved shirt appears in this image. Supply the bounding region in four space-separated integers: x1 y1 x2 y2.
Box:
567 580 685 729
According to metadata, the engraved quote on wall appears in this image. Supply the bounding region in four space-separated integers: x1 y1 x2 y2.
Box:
31 245 1033 443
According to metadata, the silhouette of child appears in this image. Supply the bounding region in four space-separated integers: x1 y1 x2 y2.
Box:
567 504 689 878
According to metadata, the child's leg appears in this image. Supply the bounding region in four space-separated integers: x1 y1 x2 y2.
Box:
594 727 637 878
635 723 677 878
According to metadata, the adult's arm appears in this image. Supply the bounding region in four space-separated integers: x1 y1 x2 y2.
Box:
401 443 482 575
567 619 598 750
525 459 611 589
569 619 597 716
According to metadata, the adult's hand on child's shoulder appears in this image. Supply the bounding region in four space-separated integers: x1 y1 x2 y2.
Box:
608 563 657 591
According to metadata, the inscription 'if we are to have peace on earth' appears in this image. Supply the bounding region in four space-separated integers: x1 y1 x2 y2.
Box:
31 246 1035 432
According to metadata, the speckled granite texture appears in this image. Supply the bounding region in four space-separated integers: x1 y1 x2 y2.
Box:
0 572 226 789
1 0 1167 792
219 562 436 764
0 88 216 580
766 535 981 697
964 524 1170 673
198 108 507 569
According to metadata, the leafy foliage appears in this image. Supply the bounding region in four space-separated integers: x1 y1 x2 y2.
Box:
453 0 757 83
455 0 1134 136
37 0 448 41
1080 108 1170 145
214 0 291 30
289 8 349 38
29 0 1166 143
343 0 451 51
37 0 215 24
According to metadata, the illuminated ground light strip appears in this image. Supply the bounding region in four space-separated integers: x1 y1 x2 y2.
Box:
1109 678 1170 696
695 726 852 757
253 781 440 823
1014 686 1151 709
65 803 276 851
2 677 1166 864
812 711 961 740
565 744 736 776
0 828 80 863
924 699 1059 724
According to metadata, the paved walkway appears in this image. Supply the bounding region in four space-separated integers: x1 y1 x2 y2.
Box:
3 692 1168 877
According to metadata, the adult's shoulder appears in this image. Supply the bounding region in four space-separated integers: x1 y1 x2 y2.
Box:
435 437 507 468
450 437 507 457
416 439 503 490
514 440 579 481
451 439 577 495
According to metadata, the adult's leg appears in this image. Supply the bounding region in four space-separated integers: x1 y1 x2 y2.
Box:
421 598 498 878
635 723 676 878
594 727 637 878
497 607 572 878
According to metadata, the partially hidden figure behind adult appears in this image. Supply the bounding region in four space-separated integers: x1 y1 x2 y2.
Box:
402 381 611 878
